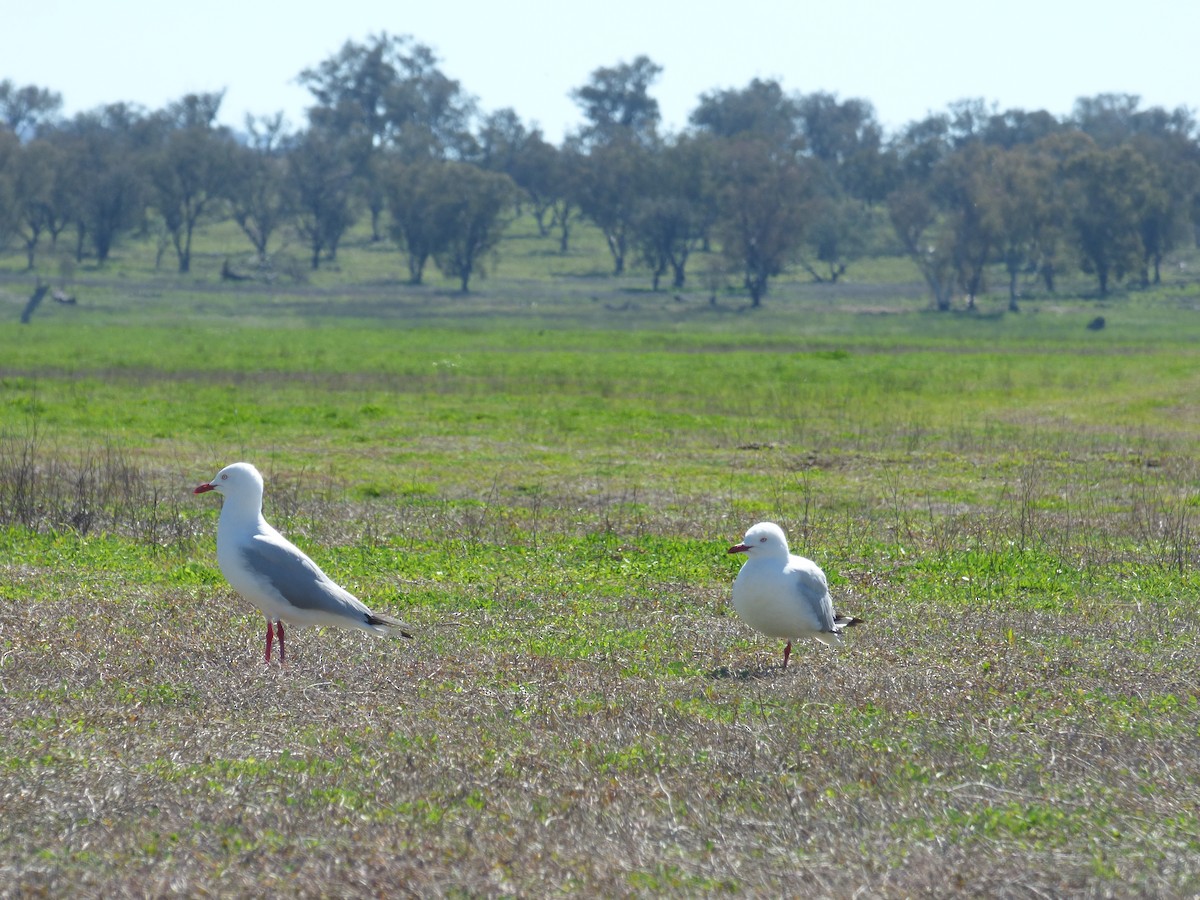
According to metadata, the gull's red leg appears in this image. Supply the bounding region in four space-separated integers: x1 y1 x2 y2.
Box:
277 621 285 665
265 621 274 664
782 641 792 669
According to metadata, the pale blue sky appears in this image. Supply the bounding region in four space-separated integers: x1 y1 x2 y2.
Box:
4 0 1197 140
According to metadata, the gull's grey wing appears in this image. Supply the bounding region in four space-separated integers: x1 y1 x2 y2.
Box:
241 535 363 616
790 561 837 632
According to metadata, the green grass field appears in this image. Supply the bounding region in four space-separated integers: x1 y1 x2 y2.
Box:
2 219 1200 895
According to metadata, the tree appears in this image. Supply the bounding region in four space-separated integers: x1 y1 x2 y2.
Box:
385 160 444 284
690 79 800 149
12 138 57 267
384 160 517 289
715 139 813 306
796 91 889 203
1128 132 1200 285
1063 143 1152 294
287 128 359 269
432 163 519 291
630 134 718 290
547 142 583 254
149 93 236 273
472 108 541 230
226 114 293 262
473 108 530 177
570 56 662 148
798 190 871 284
891 113 954 184
0 130 19 251
572 134 653 275
36 129 84 251
0 80 62 139
887 183 956 310
980 107 1063 148
990 145 1059 309
298 33 476 160
58 104 153 263
935 142 1006 307
506 129 565 238
1072 93 1147 147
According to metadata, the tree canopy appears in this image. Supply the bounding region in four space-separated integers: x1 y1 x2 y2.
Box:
2 57 1198 308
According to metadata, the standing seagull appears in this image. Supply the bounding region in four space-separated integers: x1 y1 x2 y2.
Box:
194 462 414 664
728 522 862 669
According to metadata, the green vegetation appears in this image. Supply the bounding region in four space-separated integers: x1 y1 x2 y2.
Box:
1 215 1200 896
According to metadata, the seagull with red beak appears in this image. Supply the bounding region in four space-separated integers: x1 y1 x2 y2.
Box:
194 462 414 664
728 522 862 669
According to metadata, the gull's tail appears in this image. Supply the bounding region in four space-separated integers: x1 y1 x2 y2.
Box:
365 611 416 639
814 614 864 646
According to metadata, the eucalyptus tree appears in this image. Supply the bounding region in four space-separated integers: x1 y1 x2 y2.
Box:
148 92 237 273
298 33 479 261
690 78 801 149
506 129 567 239
795 91 891 203
797 188 872 284
991 144 1060 308
385 159 518 289
0 80 62 139
630 133 719 290
10 138 58 267
298 32 477 161
979 107 1063 148
226 113 293 263
385 158 444 284
570 55 663 149
472 107 541 223
886 111 994 309
0 130 18 252
571 132 654 275
11 133 77 263
473 108 530 178
1127 123 1200 285
58 104 153 263
934 142 1007 307
1062 141 1154 294
568 56 665 274
287 127 359 269
715 137 814 306
432 162 519 292
886 181 956 310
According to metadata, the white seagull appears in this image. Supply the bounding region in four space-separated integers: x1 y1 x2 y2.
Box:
728 522 862 669
194 462 414 664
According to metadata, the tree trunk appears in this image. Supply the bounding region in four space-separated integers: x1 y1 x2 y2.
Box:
671 260 686 289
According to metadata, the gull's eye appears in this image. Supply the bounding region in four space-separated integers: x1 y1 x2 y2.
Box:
759 536 767 543
221 473 228 480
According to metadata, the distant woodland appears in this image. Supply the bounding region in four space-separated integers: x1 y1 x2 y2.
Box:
2 33 1198 305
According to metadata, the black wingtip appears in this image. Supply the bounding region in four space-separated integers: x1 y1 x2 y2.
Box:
366 612 416 639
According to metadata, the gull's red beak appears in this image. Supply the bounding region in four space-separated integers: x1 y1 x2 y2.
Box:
194 482 216 494
728 543 750 555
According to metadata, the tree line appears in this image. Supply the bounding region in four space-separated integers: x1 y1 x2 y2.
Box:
2 34 1198 304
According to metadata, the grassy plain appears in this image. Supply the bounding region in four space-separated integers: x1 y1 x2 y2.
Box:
2 219 1200 896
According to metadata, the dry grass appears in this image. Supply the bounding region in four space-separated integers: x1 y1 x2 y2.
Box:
3 458 1200 896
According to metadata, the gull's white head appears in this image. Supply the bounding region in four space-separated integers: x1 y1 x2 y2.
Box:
193 462 265 498
728 521 790 558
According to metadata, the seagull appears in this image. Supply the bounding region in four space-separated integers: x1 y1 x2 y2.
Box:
194 462 414 664
728 522 862 669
